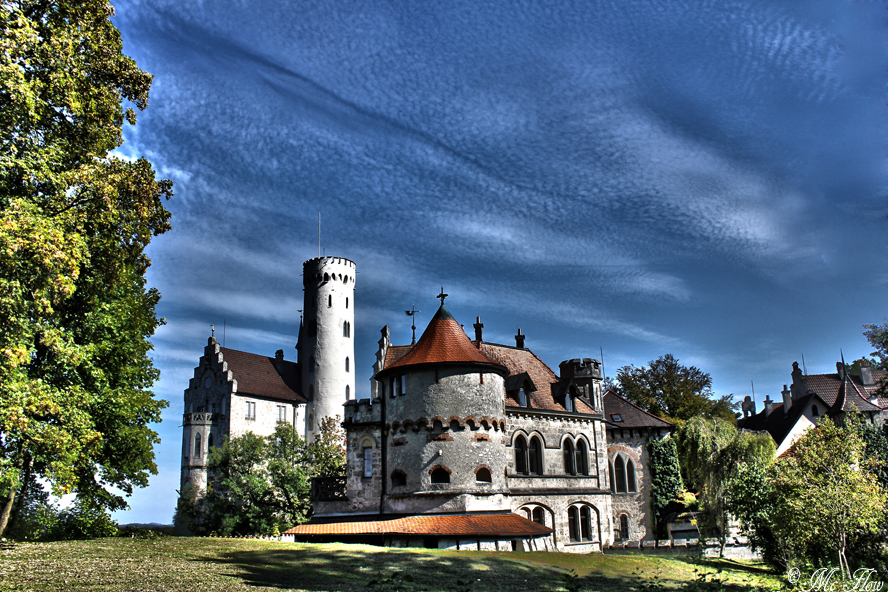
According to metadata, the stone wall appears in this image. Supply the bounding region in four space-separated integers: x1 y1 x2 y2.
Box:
607 429 655 543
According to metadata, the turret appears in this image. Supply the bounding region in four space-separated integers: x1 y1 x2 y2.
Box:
300 256 356 438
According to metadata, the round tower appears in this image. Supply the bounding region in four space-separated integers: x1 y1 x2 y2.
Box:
375 304 511 513
301 256 356 438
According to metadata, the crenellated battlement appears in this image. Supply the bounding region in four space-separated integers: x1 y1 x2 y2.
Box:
303 256 357 287
344 397 381 425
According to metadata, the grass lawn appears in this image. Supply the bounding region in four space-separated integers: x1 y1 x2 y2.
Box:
0 537 783 591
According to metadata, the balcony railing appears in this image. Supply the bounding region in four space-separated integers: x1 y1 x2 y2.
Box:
311 476 347 501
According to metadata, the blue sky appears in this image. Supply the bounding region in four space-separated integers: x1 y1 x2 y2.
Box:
111 0 886 524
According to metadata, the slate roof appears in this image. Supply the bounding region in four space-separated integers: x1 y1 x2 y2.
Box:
383 305 506 373
219 347 305 403
737 392 822 446
284 513 553 537
602 391 673 429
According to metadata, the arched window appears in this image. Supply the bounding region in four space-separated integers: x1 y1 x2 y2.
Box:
576 440 589 476
345 385 350 400
523 508 532 520
345 357 349 372
328 294 332 307
475 467 492 483
563 440 576 475
532 507 545 525
194 433 202 458
362 447 372 477
614 455 627 493
324 273 329 282
391 470 406 487
619 515 629 540
568 506 580 542
565 391 573 412
580 506 592 541
627 458 637 492
528 436 543 475
812 404 819 417
515 436 528 474
518 388 527 407
430 466 450 484
609 460 615 492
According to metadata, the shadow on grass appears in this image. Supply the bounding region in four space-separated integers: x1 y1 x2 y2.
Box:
197 544 582 592
194 543 779 592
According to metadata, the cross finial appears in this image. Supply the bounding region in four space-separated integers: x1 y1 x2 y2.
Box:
210 324 215 337
437 286 448 305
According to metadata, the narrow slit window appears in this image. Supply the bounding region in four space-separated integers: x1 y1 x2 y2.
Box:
363 447 373 477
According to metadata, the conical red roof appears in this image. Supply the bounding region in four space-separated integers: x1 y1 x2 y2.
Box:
385 305 506 372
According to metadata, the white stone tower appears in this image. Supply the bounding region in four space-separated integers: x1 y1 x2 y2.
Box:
300 256 356 438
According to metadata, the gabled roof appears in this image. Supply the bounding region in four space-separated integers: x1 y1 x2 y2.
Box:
827 372 881 415
382 305 506 373
284 513 553 537
219 347 305 403
602 391 673 429
481 342 594 414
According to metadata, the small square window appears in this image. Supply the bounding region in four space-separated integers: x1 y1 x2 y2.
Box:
610 413 622 422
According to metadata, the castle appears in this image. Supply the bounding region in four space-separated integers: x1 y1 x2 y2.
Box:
180 256 673 551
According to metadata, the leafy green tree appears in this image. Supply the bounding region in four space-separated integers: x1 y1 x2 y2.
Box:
613 354 737 425
648 436 684 538
177 419 346 536
676 417 775 551
770 419 886 578
864 323 888 371
0 1 171 537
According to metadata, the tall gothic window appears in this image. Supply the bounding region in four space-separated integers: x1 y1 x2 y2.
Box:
614 456 627 493
515 436 528 474
528 436 543 475
194 433 202 458
563 440 576 475
576 439 589 476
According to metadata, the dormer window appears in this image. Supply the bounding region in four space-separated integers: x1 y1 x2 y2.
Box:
812 404 819 417
610 413 623 422
518 388 527 408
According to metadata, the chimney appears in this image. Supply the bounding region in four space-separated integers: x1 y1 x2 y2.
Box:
742 395 756 418
860 359 874 387
763 394 774 418
275 349 284 361
837 362 845 381
781 384 791 411
515 328 525 349
473 316 484 342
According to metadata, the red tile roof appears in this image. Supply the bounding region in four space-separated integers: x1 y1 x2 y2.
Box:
603 391 673 429
384 306 506 373
284 513 552 537
220 347 305 403
800 372 880 413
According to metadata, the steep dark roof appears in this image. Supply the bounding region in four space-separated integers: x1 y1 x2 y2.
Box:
737 392 822 446
383 305 506 373
602 391 673 429
284 513 552 537
219 347 305 403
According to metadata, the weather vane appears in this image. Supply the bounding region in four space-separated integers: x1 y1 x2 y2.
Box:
405 305 421 345
437 286 448 305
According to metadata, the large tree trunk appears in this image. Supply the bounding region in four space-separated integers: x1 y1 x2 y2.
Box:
5 457 33 536
0 487 16 538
